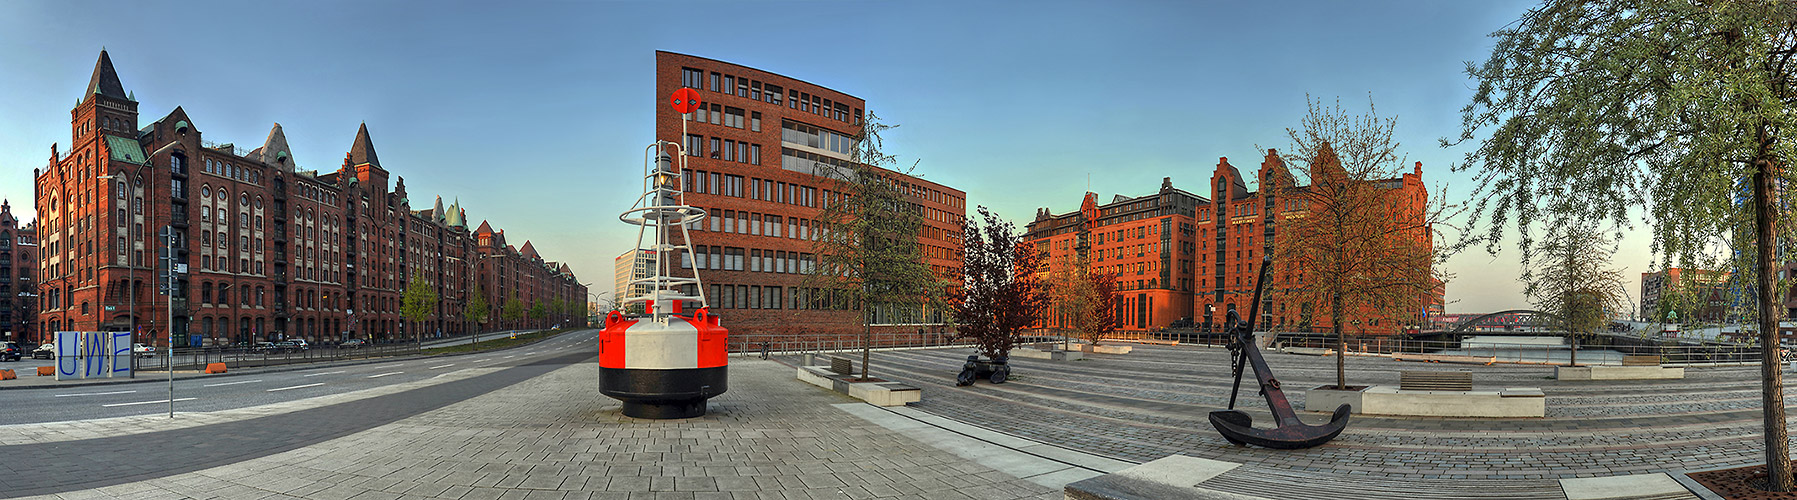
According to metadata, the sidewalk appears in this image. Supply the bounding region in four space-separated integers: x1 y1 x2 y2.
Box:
15 358 1062 500
0 329 575 391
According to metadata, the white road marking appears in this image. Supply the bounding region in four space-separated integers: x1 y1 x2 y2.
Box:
56 390 137 397
267 383 324 392
103 398 196 407
429 364 454 369
203 379 263 387
502 355 515 359
367 372 403 378
303 371 346 377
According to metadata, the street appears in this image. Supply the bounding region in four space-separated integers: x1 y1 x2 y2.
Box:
0 329 598 426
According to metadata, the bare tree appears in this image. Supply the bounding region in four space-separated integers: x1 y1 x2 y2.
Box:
1522 218 1628 366
1270 95 1451 390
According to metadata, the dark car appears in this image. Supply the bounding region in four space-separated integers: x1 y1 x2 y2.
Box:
32 343 55 359
340 338 367 348
0 341 21 362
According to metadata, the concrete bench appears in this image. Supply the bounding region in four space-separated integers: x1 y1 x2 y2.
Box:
1318 370 1545 417
1400 370 1472 392
1393 352 1497 365
795 365 920 406
1558 355 1684 380
1011 348 1084 361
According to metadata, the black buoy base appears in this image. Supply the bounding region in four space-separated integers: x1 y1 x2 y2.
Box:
600 366 728 420
621 399 708 419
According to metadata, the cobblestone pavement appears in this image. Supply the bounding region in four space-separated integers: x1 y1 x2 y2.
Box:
781 344 1797 497
12 358 1058 500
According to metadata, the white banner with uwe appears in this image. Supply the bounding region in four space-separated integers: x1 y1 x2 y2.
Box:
55 331 133 380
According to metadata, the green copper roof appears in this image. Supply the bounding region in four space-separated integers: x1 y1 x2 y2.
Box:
105 135 147 165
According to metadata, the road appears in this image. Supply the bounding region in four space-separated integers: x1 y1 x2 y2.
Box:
0 329 599 426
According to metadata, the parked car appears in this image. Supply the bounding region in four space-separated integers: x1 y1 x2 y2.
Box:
32 343 55 359
0 342 21 362
340 338 367 348
133 343 156 358
252 342 280 353
275 339 309 351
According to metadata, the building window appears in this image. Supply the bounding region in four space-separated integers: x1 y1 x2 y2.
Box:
750 144 760 165
681 67 704 89
751 112 761 132
709 72 719 92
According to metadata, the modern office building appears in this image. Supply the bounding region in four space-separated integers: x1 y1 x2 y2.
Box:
1641 267 1729 323
655 51 965 343
613 248 656 305
1027 149 1440 334
0 200 37 343
31 50 584 347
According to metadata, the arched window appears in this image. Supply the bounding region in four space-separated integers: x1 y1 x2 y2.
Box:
219 188 227 201
202 185 211 199
240 194 247 206
134 197 142 214
201 206 211 222
115 180 126 198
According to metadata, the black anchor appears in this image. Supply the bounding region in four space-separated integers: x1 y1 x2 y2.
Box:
1209 255 1351 449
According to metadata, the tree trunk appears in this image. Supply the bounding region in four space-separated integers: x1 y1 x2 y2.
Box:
1333 290 1346 389
1754 148 1792 490
862 285 872 382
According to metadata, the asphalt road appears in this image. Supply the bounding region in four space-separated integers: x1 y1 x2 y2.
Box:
0 329 606 498
0 329 599 426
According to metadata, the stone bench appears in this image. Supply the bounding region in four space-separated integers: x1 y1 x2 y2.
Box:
1010 348 1084 361
795 365 920 407
1557 354 1684 380
1393 352 1496 365
1309 370 1544 417
830 357 854 376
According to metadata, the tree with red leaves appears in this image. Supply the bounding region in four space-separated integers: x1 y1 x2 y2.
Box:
954 207 1049 360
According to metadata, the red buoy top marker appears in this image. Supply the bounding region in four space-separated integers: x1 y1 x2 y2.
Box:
670 88 702 114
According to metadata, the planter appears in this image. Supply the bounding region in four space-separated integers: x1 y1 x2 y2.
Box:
1556 365 1684 380
1078 344 1133 355
956 355 1011 385
1304 385 1369 413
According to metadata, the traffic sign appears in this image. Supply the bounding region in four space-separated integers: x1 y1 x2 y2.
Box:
670 88 701 114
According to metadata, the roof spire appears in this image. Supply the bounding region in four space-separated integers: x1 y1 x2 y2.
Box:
86 49 127 100
349 122 379 167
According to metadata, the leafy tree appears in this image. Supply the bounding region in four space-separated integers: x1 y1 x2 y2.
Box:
802 111 945 381
1521 219 1628 366
463 282 489 327
1046 253 1118 345
954 207 1049 360
1450 0 1797 488
400 272 438 338
1270 96 1446 390
503 294 526 327
530 301 548 323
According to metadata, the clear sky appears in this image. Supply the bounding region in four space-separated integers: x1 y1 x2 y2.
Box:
0 0 1652 314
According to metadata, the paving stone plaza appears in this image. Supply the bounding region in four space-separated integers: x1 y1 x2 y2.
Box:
7 334 1785 499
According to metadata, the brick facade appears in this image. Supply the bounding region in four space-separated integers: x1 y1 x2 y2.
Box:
1028 149 1440 335
654 51 965 345
31 50 585 347
0 201 36 343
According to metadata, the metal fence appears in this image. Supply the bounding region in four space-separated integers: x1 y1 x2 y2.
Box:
129 342 428 372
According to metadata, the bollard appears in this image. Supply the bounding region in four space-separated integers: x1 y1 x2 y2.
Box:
37 366 52 376
0 369 14 380
204 363 228 374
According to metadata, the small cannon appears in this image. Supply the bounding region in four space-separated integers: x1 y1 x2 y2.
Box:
1208 255 1351 449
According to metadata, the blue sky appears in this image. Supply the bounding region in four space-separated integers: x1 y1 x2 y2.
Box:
0 0 1645 313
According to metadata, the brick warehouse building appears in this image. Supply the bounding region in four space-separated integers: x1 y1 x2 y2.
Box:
1026 149 1441 334
30 50 584 347
655 51 965 345
1 200 37 343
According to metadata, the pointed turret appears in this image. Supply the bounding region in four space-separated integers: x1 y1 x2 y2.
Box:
253 123 295 170
86 49 127 100
349 122 379 167
433 196 446 223
449 207 466 228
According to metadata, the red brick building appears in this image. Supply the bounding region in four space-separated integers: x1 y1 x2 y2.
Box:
655 51 965 343
32 50 585 347
1027 177 1203 331
0 200 37 343
1027 150 1439 334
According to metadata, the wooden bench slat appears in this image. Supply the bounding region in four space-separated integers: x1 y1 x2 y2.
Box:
1400 370 1473 391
